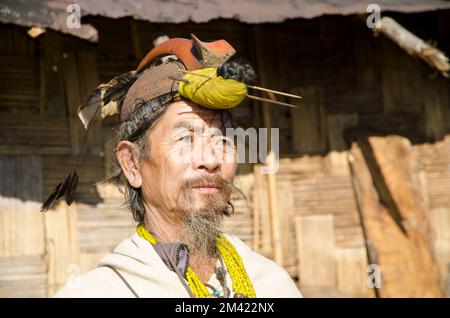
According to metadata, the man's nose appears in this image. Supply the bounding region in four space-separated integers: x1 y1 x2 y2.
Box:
192 138 220 173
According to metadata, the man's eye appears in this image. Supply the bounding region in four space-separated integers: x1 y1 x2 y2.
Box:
178 134 193 143
214 136 233 147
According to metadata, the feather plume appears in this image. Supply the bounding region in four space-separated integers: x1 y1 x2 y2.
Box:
77 71 137 129
42 71 135 211
40 170 79 211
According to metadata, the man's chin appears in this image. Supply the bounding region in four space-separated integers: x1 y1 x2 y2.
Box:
183 196 227 214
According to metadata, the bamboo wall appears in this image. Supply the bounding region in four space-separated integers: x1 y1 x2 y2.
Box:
0 11 450 297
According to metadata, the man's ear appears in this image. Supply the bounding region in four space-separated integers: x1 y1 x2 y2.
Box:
116 141 143 188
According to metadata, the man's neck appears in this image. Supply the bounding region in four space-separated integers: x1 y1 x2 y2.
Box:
143 203 181 243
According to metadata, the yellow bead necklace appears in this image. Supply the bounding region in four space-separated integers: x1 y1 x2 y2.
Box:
136 223 256 298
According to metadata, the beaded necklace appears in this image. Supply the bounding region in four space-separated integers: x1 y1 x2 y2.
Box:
136 223 256 298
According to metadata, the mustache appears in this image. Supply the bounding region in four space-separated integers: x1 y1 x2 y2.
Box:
181 174 232 192
176 174 246 217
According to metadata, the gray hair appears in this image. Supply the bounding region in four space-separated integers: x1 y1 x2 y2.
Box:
109 96 171 223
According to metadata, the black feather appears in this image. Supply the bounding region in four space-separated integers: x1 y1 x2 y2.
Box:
40 170 79 211
216 56 257 85
64 171 79 205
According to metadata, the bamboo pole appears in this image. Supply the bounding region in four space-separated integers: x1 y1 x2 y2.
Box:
375 16 450 77
266 151 283 266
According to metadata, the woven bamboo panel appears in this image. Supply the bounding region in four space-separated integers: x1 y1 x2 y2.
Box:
279 152 364 249
77 184 135 253
0 115 70 155
0 55 39 112
0 256 47 298
45 202 80 296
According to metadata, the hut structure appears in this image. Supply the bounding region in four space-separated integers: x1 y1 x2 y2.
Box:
1 0 450 297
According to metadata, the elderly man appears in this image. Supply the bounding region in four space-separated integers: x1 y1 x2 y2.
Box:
54 35 301 298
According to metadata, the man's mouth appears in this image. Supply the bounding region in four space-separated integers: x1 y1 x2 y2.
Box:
191 183 221 193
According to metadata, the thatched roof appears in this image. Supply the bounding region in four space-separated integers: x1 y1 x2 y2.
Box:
1 0 450 41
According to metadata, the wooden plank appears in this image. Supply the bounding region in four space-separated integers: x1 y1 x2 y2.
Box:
290 86 328 154
295 214 336 288
422 76 449 140
336 247 375 297
433 239 450 291
252 165 272 258
276 174 296 274
62 51 103 156
377 17 449 76
266 152 283 266
430 208 450 241
429 208 450 286
368 136 437 240
40 32 66 117
45 201 80 297
252 165 261 251
0 155 45 257
62 52 84 155
349 139 443 297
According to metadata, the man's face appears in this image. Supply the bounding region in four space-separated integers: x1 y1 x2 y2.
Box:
139 99 238 219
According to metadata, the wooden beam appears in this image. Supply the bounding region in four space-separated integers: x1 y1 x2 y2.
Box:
62 52 83 155
290 86 328 154
349 136 443 297
375 16 450 77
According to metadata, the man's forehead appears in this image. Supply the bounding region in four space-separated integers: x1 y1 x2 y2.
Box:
167 100 225 127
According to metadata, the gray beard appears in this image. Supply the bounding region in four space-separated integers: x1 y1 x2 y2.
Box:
176 175 240 260
182 209 225 260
